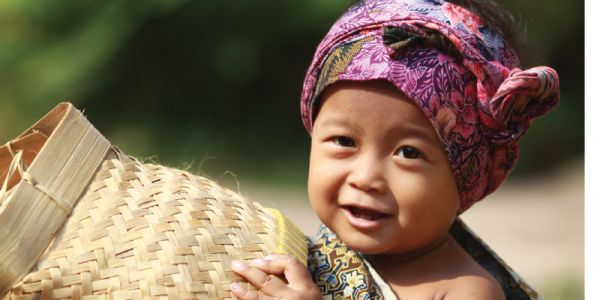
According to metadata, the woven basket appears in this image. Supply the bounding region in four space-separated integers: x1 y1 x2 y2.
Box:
0 103 308 300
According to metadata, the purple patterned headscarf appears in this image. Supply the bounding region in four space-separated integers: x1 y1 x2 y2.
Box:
301 0 559 211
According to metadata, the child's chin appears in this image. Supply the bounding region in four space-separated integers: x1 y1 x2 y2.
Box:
336 231 392 254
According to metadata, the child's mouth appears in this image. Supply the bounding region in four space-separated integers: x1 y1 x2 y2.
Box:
347 206 387 221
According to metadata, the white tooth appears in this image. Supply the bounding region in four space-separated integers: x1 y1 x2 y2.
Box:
366 215 373 221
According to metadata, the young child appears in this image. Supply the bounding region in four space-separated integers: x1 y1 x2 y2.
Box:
230 0 559 299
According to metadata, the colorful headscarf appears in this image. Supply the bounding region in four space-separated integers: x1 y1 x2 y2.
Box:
300 0 559 211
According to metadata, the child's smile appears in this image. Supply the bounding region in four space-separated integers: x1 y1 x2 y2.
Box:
308 79 462 257
345 205 388 221
342 204 390 229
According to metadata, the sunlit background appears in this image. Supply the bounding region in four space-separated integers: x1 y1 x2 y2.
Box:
0 0 583 299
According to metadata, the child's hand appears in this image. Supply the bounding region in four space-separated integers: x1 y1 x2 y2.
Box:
230 254 323 300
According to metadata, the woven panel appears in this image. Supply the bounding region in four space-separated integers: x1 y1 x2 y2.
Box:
7 149 307 300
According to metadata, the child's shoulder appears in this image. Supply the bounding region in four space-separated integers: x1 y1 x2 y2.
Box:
439 265 506 300
375 235 506 300
425 238 506 300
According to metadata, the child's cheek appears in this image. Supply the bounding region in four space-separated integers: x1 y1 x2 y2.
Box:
307 145 345 224
393 168 459 222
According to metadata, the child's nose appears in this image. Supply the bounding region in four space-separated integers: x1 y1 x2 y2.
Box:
347 154 387 194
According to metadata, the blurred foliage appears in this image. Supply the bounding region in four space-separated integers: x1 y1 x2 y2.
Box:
0 0 583 187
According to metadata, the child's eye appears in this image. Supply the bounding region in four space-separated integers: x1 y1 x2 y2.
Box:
395 147 421 159
333 136 356 148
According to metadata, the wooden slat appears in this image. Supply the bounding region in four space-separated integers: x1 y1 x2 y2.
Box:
0 103 111 295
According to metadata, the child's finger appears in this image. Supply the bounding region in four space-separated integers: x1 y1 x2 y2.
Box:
253 254 314 288
231 261 288 297
230 282 267 300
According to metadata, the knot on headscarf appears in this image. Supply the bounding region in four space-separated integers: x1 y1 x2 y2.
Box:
300 0 560 211
480 67 560 146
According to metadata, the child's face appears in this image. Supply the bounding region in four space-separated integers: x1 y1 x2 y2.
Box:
308 80 461 256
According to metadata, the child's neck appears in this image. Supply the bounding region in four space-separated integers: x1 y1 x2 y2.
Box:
364 233 458 281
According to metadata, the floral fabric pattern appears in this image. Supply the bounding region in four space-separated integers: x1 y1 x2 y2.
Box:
300 0 559 210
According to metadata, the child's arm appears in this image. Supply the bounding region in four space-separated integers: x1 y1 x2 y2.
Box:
230 254 324 300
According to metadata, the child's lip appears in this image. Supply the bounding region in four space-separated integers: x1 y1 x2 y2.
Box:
341 205 390 230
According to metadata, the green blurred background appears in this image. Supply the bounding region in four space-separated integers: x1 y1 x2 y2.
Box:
0 0 583 184
0 0 583 299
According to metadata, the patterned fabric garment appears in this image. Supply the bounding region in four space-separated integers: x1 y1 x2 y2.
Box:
307 222 543 300
308 226 387 300
300 0 560 210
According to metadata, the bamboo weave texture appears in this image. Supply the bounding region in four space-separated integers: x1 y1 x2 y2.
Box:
6 150 308 300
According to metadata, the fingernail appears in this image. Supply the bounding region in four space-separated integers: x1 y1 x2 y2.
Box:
231 283 241 291
231 261 245 270
253 258 265 265
264 255 273 260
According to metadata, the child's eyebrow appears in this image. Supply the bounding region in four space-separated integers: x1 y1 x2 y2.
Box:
390 124 441 146
319 119 365 135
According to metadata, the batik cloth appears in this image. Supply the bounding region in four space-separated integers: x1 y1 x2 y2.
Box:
307 220 543 300
300 0 560 210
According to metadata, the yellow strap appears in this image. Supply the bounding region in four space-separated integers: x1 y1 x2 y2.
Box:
266 208 308 265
